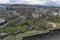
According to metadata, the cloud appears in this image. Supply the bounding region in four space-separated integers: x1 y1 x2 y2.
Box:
0 0 60 6
20 0 46 5
9 0 46 5
45 0 60 5
0 0 10 4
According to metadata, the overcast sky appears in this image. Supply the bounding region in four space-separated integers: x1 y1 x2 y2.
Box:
0 0 60 6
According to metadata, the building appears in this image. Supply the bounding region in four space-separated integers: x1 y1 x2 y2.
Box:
32 9 42 19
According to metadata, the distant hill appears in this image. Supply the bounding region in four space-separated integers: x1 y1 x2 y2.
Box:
0 4 60 8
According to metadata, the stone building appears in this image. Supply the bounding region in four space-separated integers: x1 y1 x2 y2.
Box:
32 9 42 19
14 8 34 19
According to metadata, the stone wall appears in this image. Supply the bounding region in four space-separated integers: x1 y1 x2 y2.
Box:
23 29 60 40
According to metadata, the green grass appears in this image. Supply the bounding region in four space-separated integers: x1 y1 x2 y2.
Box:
2 30 49 40
47 17 60 23
0 26 26 33
1 17 59 34
27 19 41 26
0 17 58 39
0 18 49 33
27 19 35 25
27 18 48 28
17 26 27 32
0 19 27 33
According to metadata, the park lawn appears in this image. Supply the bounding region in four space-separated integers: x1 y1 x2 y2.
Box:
47 17 60 23
0 26 27 33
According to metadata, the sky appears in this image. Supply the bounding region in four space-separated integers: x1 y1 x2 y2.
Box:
0 0 60 6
